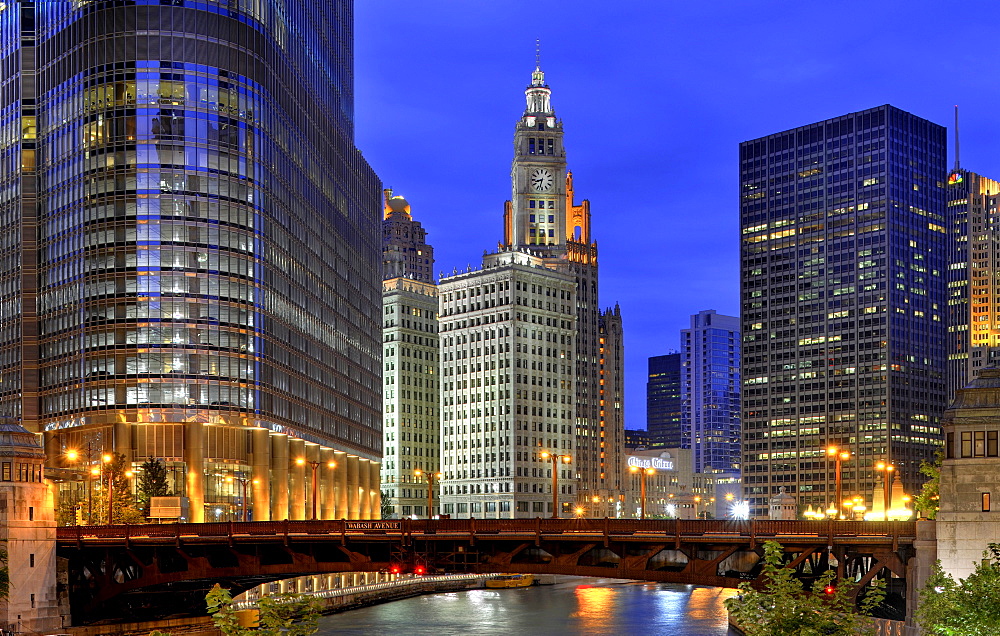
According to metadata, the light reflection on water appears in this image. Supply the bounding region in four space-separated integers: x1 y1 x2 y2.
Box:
317 577 738 636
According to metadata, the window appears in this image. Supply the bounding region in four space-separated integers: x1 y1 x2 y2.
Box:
532 501 544 513
29 554 34 567
516 501 529 512
961 431 972 458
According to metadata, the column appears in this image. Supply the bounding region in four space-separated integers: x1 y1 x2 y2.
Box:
306 443 320 519
347 456 360 519
114 420 131 465
251 428 271 521
370 461 381 520
335 451 348 518
320 447 336 519
289 438 306 520
185 421 205 523
270 434 289 520
359 459 371 519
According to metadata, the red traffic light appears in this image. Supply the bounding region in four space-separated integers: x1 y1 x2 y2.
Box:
414 565 425 575
824 585 835 595
390 565 401 574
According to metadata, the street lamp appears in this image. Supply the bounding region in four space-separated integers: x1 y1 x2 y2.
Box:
827 446 851 519
540 451 571 519
297 458 336 520
414 469 442 519
629 465 655 519
102 453 115 525
226 473 260 522
875 461 895 520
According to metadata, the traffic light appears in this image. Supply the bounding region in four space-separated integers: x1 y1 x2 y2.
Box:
390 564 402 575
414 565 426 575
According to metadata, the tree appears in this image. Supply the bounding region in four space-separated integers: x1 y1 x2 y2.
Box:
917 543 1000 636
89 452 145 524
136 458 172 518
913 451 942 520
381 490 394 519
725 541 885 636
206 583 321 636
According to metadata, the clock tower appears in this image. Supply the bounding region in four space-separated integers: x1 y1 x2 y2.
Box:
504 64 591 254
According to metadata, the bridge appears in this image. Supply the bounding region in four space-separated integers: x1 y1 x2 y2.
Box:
57 518 917 624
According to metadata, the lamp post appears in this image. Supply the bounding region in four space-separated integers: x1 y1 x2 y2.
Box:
826 447 851 519
875 461 895 520
102 453 114 525
540 451 571 519
630 465 655 519
297 458 335 520
414 469 442 519
226 473 260 522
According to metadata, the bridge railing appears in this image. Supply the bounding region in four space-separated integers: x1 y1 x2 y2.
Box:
57 518 917 543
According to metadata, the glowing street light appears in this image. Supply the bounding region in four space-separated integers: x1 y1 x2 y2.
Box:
827 447 851 519
630 465 656 519
297 457 336 520
540 451 571 519
875 461 895 520
414 469 443 519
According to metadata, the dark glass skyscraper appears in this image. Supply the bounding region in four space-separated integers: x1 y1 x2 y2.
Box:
647 353 681 447
740 106 947 517
3 2 382 522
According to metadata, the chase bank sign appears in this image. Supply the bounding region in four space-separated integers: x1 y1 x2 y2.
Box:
627 455 674 471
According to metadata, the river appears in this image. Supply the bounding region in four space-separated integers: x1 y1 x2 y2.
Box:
316 577 738 636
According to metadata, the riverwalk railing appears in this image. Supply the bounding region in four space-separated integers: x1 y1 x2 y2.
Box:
230 573 484 611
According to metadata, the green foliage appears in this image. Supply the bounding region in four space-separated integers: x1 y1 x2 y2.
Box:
725 541 885 636
89 452 144 524
913 451 942 520
149 631 173 636
381 490 394 519
136 458 172 518
206 583 322 636
917 544 1000 636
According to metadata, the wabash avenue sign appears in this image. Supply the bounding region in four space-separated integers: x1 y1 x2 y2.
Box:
345 521 402 531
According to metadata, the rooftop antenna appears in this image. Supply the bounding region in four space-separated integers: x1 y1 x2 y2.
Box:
535 38 541 70
954 105 961 172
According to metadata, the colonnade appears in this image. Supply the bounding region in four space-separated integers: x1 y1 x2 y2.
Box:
44 423 381 524
184 425 380 523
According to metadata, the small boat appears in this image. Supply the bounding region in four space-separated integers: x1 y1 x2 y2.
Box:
485 574 535 589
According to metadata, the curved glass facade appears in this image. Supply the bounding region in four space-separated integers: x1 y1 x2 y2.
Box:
16 1 382 521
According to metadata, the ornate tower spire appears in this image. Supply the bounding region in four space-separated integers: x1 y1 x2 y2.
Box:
525 42 552 115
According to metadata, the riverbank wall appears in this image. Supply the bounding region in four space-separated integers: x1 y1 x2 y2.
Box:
58 574 486 636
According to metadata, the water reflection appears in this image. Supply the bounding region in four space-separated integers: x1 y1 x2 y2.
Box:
317 577 738 636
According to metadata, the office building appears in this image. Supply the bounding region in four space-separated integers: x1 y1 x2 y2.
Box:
438 62 622 517
381 193 440 518
681 310 741 474
740 106 947 517
945 165 1000 402
5 2 383 521
438 250 577 518
647 353 682 448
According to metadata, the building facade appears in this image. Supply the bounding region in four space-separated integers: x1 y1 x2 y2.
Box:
740 106 947 517
681 310 741 474
437 63 622 517
381 193 440 518
647 353 682 448
945 168 1000 402
438 250 577 518
499 63 621 507
5 2 383 521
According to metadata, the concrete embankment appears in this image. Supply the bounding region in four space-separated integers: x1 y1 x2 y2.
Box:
59 574 486 636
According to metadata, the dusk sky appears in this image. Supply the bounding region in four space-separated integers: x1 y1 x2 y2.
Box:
354 1 1000 430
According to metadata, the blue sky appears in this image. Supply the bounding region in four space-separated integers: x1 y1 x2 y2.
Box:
353 1 1000 429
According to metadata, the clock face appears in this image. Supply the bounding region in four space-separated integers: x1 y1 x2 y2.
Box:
530 168 554 193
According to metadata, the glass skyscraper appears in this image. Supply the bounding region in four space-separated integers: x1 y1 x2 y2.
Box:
740 105 947 517
646 353 681 447
2 1 383 522
681 310 740 474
